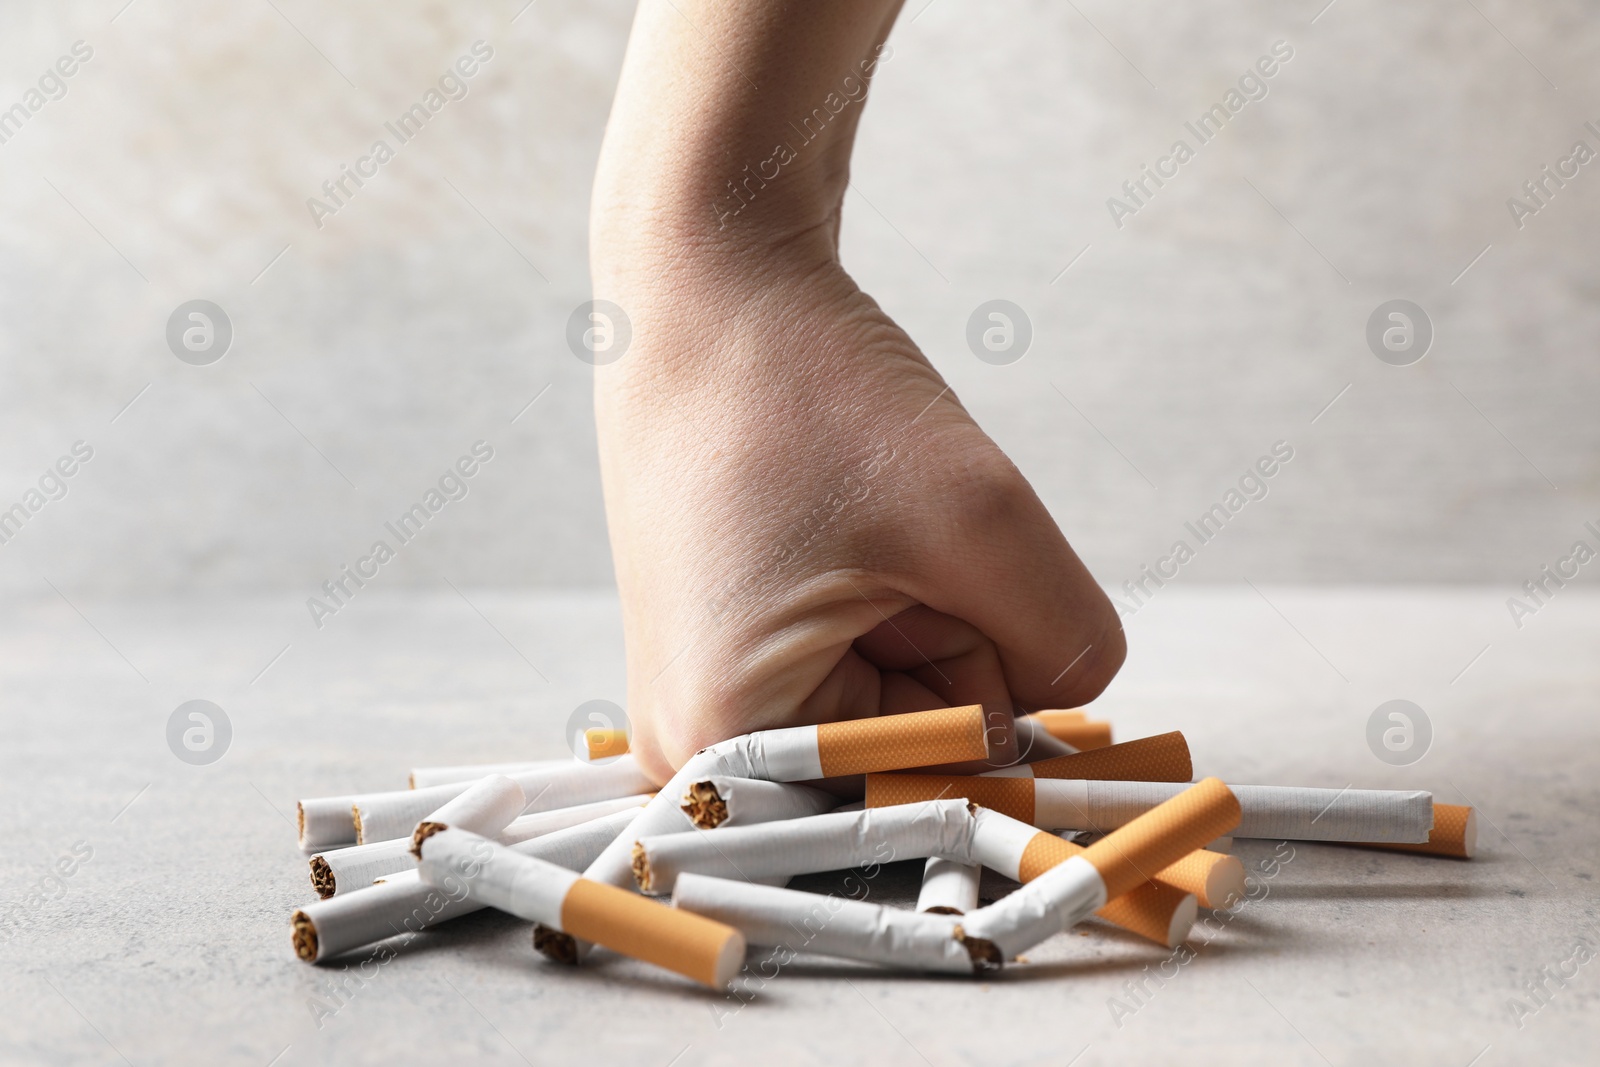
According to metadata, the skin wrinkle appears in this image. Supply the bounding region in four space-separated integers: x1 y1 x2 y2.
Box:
592 0 1123 782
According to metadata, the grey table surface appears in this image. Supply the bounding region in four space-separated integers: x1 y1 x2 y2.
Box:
2 586 1596 1066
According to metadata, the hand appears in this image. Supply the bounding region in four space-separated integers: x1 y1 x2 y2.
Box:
588 0 1124 782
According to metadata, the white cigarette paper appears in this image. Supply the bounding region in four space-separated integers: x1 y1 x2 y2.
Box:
583 707 988 893
418 828 745 988
633 800 976 895
410 774 525 857
1027 781 1433 843
292 808 638 963
497 794 653 846
680 776 838 829
311 794 650 898
557 707 988 963
352 756 654 843
298 794 367 853
958 855 1108 960
311 839 414 898
410 775 521 854
408 760 564 790
917 858 981 915
671 873 974 974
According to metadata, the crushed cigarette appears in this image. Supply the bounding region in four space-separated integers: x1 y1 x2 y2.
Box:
679 777 837 830
671 873 975 974
417 828 745 988
347 756 654 844
409 774 526 859
292 807 639 963
286 703 1475 984
958 778 1240 960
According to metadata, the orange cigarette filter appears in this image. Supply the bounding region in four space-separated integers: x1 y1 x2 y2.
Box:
1351 803 1476 859
1018 833 1244 910
1027 710 1112 750
584 728 630 760
868 774 1036 820
1010 833 1202 945
558 880 743 989
1024 731 1192 782
815 704 989 777
1080 777 1241 899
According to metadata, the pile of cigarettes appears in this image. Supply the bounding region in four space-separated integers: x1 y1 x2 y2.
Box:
288 705 1474 987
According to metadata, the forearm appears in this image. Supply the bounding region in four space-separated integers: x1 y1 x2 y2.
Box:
592 0 904 285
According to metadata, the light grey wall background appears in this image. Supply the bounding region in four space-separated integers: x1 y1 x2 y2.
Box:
1 0 1596 599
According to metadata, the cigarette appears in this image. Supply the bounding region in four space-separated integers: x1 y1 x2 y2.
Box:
549 705 990 963
957 778 1240 963
917 858 981 915
975 808 1243 910
1348 803 1476 859
311 838 413 899
408 760 563 790
583 729 630 761
870 775 1434 843
410 774 527 858
498 794 654 846
417 828 744 989
680 777 838 829
966 808 1197 945
671 873 975 974
298 794 366 853
981 731 1192 782
292 807 639 963
310 794 651 898
579 705 990 891
632 799 976 895
1024 710 1112 751
1012 715 1078 761
352 756 654 843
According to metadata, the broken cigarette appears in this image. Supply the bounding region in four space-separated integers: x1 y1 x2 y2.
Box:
292 807 639 963
550 705 991 963
410 774 526 858
1349 803 1476 859
407 760 563 790
417 828 744 989
583 729 630 761
1024 710 1112 750
965 808 1197 945
310 794 650 898
972 807 1243 911
870 776 1434 843
917 858 981 915
958 778 1241 963
579 705 991 892
680 777 838 830
353 756 654 843
671 873 974 974
981 732 1192 782
497 794 654 846
632 799 976 895
299 794 366 853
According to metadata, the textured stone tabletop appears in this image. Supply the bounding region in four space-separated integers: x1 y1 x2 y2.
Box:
2 587 1596 1066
